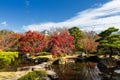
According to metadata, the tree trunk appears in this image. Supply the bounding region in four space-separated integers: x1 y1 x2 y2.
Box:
109 47 113 58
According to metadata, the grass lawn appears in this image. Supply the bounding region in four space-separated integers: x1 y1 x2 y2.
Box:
0 71 29 80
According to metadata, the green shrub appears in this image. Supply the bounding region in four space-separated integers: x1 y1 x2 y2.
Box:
57 53 66 58
18 70 47 80
0 51 18 65
36 52 49 56
39 57 50 62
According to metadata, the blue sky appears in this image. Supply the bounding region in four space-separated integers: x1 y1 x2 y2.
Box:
0 0 120 32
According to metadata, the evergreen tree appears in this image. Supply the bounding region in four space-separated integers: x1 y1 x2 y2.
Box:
96 27 120 58
69 27 83 50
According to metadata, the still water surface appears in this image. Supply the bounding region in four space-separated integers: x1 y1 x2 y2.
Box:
52 62 120 80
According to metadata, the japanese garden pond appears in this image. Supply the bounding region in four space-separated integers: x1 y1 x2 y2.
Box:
52 62 120 80
0 56 120 80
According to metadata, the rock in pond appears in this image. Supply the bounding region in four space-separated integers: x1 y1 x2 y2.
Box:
47 70 58 80
17 66 32 71
34 57 50 64
114 70 120 74
86 56 101 62
52 59 64 65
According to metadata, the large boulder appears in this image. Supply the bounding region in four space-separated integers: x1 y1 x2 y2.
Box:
97 62 107 72
34 57 50 64
97 58 117 75
86 56 101 63
52 59 64 65
116 59 120 67
32 64 45 71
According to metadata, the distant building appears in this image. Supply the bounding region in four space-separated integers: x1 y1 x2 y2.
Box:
41 30 49 36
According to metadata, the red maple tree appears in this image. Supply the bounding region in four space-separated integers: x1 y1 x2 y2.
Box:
49 31 74 57
19 31 46 55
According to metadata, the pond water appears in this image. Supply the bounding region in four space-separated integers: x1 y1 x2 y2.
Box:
52 62 120 80
1 57 120 80
0 57 35 71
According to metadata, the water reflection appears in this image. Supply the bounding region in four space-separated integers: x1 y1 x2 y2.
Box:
52 62 120 80
84 62 101 80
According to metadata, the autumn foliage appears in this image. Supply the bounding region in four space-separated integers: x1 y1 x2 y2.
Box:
19 31 46 55
0 33 22 51
49 32 74 57
81 31 98 54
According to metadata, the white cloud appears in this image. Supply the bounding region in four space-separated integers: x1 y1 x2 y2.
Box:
0 21 7 26
23 0 120 32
